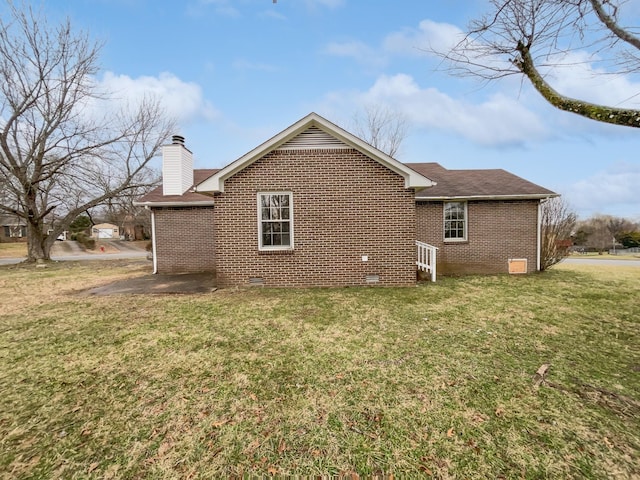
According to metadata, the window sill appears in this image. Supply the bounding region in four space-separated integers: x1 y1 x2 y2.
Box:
258 248 295 255
443 239 469 245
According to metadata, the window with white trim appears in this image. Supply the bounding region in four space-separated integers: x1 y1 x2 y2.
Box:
4 225 26 238
258 192 293 250
444 201 467 241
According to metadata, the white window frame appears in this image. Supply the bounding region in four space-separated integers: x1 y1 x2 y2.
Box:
257 192 294 251
444 201 467 242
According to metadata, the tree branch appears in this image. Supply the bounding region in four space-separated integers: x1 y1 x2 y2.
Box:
516 41 640 127
589 0 640 50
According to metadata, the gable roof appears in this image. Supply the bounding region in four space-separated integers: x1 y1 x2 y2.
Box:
0 215 26 226
195 112 436 193
135 169 218 206
408 163 557 200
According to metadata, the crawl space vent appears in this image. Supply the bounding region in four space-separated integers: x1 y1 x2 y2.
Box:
508 259 527 274
249 277 264 286
365 274 380 284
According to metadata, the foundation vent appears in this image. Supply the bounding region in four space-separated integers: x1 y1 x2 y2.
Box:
365 274 380 284
277 126 348 150
249 277 265 286
508 259 527 274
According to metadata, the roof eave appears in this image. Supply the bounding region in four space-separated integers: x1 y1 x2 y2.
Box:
133 200 216 208
415 193 558 201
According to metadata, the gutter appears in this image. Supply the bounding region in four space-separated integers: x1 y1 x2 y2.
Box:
415 193 558 202
133 200 216 207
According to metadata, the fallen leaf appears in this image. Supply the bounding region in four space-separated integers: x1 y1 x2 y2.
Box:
447 428 455 438
603 437 613 448
88 462 99 473
536 364 551 377
211 419 230 428
249 393 258 401
158 441 172 456
278 439 287 453
419 465 433 475
495 407 505 417
268 466 277 475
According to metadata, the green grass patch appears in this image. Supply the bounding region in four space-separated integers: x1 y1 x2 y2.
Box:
0 262 638 478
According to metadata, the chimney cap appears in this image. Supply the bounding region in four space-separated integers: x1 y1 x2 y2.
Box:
171 135 185 146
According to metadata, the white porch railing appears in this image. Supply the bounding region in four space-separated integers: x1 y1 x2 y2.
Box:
416 240 438 282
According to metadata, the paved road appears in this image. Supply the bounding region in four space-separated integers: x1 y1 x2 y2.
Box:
562 257 640 267
0 240 149 266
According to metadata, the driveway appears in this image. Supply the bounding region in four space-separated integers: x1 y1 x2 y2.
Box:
561 257 640 267
0 240 148 265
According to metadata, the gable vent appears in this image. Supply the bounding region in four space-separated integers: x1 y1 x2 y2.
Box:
277 126 348 150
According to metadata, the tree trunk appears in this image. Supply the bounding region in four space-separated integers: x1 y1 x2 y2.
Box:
26 219 53 261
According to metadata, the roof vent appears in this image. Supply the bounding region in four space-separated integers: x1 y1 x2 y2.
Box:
172 135 185 146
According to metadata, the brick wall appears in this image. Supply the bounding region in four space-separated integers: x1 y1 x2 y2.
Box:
416 200 540 275
153 206 216 273
213 148 417 287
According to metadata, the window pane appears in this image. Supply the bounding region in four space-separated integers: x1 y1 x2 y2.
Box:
444 202 466 240
259 193 293 249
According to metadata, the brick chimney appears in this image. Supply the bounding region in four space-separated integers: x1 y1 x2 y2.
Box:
162 135 194 196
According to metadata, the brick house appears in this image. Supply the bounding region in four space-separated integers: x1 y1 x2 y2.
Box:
0 215 27 243
136 113 556 286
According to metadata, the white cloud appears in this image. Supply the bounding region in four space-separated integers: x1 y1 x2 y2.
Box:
97 71 219 123
351 73 548 147
383 19 465 57
565 162 640 218
322 41 387 68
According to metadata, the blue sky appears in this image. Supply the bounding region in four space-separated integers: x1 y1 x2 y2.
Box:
20 1 640 219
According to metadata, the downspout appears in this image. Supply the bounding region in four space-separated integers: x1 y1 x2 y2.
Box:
536 200 543 271
149 207 158 274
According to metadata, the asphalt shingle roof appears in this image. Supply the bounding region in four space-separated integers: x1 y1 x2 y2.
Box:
407 162 556 199
136 169 218 205
136 162 556 206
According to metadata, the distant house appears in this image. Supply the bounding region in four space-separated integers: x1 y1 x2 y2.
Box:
136 113 556 286
0 215 27 243
91 223 120 239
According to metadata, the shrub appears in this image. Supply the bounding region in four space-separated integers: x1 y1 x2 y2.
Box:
71 232 96 250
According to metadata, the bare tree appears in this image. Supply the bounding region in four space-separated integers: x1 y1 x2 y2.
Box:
577 215 613 251
0 3 174 261
352 104 408 157
540 196 576 270
607 216 638 241
440 0 640 128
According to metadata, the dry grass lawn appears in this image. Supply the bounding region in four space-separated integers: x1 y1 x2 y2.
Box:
0 242 27 258
0 260 638 478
